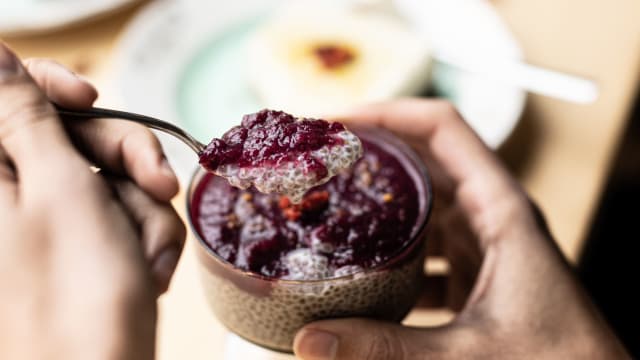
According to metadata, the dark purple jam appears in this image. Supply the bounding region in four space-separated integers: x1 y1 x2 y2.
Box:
198 109 346 179
192 136 422 279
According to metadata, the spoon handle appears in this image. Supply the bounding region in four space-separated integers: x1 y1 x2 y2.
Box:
432 51 599 104
55 105 206 154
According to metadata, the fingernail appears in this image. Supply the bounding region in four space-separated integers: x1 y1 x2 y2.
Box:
73 73 93 85
295 329 338 360
51 61 84 83
160 157 176 179
68 70 94 88
0 44 19 76
152 246 180 294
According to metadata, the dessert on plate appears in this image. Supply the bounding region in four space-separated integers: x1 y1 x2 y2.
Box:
246 1 432 116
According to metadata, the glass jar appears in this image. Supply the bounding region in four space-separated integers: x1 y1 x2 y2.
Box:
186 127 432 352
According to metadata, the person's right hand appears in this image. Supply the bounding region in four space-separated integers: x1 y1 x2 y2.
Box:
293 99 630 359
0 43 184 359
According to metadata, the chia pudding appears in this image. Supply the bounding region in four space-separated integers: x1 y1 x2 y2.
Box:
198 109 362 203
189 127 431 352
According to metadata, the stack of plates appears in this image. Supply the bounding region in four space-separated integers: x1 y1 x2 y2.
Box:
0 0 141 36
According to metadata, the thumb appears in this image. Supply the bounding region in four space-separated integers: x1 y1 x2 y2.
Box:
294 318 445 360
0 44 88 193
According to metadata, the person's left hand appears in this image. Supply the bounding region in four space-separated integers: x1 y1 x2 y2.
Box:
291 99 627 360
0 44 185 359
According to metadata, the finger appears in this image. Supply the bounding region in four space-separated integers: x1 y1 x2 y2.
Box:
294 318 449 360
422 206 484 312
23 58 98 109
334 99 529 249
435 204 483 311
67 120 179 201
0 43 90 195
335 99 511 192
23 58 178 201
425 216 445 256
416 274 448 308
0 143 16 203
109 176 186 294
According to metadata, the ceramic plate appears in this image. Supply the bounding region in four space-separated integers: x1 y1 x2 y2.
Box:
112 0 526 182
0 0 141 36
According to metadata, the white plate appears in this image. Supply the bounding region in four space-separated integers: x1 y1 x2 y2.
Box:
0 0 141 36
112 0 526 182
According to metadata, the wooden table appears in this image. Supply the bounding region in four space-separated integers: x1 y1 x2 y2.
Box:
4 0 640 358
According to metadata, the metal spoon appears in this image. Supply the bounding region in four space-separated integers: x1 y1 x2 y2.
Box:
55 105 206 154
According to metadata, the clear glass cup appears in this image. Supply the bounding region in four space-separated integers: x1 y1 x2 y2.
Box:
186 127 433 353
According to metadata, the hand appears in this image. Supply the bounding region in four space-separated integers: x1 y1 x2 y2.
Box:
0 44 184 359
20 56 183 293
293 99 629 359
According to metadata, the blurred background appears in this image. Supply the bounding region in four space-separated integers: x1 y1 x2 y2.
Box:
2 0 639 358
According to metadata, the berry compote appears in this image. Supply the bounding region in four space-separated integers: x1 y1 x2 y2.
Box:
198 109 362 203
192 137 420 280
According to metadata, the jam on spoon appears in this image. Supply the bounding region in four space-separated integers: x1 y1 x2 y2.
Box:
198 109 362 203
